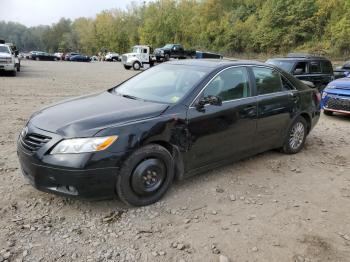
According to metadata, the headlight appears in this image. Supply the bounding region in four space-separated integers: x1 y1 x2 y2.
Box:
326 85 336 89
51 136 118 154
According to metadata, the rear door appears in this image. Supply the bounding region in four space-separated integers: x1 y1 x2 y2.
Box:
251 66 296 151
185 66 257 170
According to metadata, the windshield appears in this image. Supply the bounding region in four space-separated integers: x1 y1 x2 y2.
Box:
266 59 295 72
114 64 211 104
163 44 174 49
0 46 10 54
132 47 141 53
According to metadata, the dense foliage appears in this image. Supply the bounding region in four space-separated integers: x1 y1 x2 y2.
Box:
1 0 350 58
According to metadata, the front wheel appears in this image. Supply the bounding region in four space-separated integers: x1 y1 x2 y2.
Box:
281 116 307 154
164 54 170 61
133 61 141 70
116 144 174 206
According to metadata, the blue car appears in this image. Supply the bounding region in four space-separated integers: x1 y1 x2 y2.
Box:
69 55 91 62
321 76 350 116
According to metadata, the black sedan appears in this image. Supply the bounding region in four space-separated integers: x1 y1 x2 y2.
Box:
31 51 58 61
17 60 321 206
69 54 91 62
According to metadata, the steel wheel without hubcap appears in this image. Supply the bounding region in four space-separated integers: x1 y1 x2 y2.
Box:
289 122 305 150
131 158 166 196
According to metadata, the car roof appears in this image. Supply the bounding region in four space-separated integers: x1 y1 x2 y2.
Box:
267 57 330 62
166 59 268 68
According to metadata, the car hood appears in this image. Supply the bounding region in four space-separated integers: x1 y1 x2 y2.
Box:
28 91 169 137
0 53 11 58
328 77 350 90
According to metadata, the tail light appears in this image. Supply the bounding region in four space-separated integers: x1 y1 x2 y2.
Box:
314 90 321 103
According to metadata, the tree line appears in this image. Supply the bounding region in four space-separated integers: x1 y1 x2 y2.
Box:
1 0 349 58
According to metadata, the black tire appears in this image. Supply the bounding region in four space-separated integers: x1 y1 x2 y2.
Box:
132 61 141 70
10 70 16 77
164 54 170 61
124 65 131 70
323 110 333 116
281 116 307 154
116 144 174 206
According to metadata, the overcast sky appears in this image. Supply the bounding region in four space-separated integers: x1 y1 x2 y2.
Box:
0 0 146 27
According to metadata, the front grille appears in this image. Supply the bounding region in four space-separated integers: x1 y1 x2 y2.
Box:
0 58 8 64
122 55 127 63
20 133 51 152
326 97 350 112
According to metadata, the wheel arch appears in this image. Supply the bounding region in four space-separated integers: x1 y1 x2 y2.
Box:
144 140 185 181
299 112 312 134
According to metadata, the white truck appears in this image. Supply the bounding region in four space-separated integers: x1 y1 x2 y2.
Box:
0 43 18 76
121 45 155 70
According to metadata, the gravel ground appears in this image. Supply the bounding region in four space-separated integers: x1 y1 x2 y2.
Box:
0 60 350 262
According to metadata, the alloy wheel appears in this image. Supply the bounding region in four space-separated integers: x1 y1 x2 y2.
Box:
289 122 305 150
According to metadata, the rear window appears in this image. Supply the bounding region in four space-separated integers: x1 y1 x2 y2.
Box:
266 59 295 72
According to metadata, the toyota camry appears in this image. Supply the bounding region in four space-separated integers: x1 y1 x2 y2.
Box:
17 60 321 206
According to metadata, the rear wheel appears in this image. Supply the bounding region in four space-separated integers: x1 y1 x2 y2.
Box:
116 144 174 206
133 61 141 70
281 116 307 154
323 110 333 116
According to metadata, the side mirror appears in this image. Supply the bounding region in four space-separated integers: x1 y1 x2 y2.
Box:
196 95 222 110
294 68 304 75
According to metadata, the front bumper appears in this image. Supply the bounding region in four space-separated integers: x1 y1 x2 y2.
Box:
16 125 126 200
322 92 350 114
0 63 15 71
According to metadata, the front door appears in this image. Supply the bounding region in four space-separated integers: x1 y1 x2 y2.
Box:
184 66 257 171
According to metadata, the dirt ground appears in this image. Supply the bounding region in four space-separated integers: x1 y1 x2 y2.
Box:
0 60 349 262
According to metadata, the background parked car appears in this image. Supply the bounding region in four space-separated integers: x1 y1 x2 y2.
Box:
154 44 196 61
65 52 80 61
69 54 91 62
31 51 58 61
0 44 17 76
105 52 120 61
321 76 350 116
266 53 334 90
334 61 350 79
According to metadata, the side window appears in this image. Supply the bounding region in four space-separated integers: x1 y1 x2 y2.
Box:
293 62 308 75
309 61 322 73
321 61 333 74
143 49 147 53
203 67 250 101
252 67 283 95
